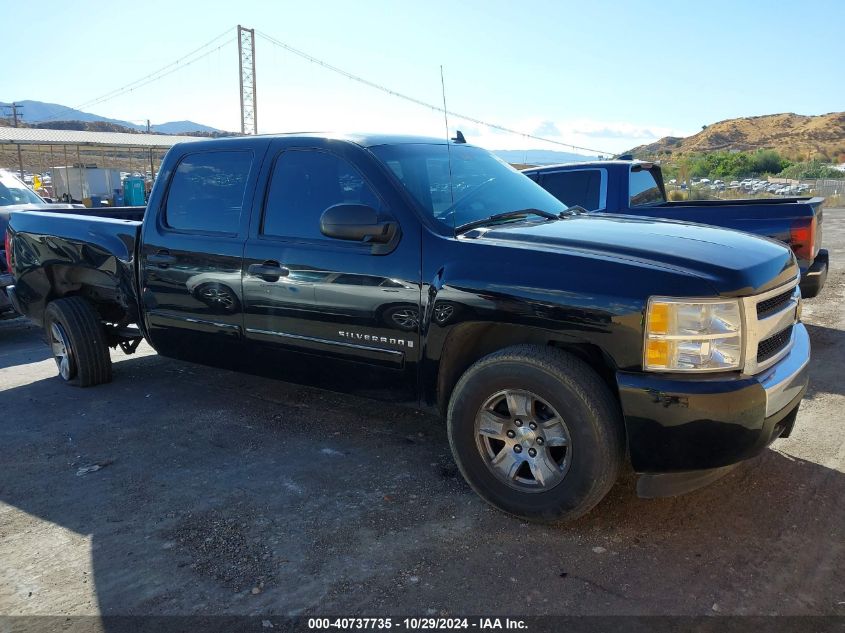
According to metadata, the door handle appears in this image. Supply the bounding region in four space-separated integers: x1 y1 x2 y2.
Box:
247 261 290 281
148 250 176 267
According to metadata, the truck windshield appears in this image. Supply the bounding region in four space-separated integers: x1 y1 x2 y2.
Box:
369 144 567 230
0 171 44 206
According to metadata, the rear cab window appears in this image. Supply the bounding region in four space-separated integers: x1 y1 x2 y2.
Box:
164 150 254 234
539 169 604 211
629 166 665 206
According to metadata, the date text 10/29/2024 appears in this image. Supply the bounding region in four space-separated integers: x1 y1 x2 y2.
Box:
307 618 528 630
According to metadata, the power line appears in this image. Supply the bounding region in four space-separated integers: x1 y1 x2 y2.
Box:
255 29 613 156
38 28 236 124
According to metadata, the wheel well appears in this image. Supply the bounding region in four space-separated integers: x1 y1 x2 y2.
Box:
45 264 131 324
435 322 619 416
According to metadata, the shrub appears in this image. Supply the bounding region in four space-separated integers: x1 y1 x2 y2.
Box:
779 161 844 180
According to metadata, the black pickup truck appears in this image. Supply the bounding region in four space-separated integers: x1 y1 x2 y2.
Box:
522 160 829 298
5 134 810 522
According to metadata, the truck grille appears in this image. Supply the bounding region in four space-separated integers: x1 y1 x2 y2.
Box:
757 325 793 363
756 289 794 319
741 275 800 375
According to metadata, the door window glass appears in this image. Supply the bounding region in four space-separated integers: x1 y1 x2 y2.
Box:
263 150 383 240
165 150 253 233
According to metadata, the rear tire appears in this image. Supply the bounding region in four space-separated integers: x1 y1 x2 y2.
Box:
447 344 624 522
44 297 113 387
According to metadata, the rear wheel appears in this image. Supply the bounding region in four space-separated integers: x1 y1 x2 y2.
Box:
44 297 112 387
447 345 624 522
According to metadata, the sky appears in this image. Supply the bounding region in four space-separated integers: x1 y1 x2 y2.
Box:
2 0 844 155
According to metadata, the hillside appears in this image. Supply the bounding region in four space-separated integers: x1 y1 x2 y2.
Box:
630 112 845 162
0 100 223 134
0 117 145 134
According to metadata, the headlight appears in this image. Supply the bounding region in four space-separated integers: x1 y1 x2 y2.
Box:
644 298 743 372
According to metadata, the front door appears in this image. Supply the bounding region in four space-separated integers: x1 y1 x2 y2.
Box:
241 141 421 402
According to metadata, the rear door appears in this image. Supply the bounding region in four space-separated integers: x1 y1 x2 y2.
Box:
139 142 267 358
537 168 606 211
241 139 421 402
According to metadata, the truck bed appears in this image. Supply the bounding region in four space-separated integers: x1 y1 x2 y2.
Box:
37 205 146 221
6 211 142 327
615 197 824 248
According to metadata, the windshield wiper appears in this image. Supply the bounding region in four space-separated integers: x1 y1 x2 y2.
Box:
455 208 559 234
562 205 587 215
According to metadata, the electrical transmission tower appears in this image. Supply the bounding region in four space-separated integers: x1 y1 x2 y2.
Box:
237 25 257 135
2 102 25 178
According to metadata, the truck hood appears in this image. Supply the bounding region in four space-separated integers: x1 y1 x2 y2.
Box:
467 213 798 296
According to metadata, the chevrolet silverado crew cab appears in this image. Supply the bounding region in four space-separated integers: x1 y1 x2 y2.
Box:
5 134 810 522
522 160 828 298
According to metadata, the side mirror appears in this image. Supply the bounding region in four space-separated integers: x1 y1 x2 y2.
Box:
320 204 397 244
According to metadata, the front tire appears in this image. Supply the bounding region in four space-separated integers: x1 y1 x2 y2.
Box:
44 297 113 387
447 345 624 522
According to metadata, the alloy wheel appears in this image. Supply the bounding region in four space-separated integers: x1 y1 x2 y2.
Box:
50 322 75 381
474 389 571 492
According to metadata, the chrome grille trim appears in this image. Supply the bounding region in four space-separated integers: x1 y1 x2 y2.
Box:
741 275 801 375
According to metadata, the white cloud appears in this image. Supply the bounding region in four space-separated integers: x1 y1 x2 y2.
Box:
462 116 693 154
190 84 694 155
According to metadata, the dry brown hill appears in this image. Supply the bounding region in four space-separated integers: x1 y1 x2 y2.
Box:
631 112 845 162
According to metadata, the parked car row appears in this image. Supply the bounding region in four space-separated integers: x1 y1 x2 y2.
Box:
667 177 815 196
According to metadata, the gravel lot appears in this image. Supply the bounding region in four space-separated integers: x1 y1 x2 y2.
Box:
1 210 843 618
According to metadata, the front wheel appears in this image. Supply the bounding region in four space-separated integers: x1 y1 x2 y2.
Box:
447 345 624 522
44 297 113 387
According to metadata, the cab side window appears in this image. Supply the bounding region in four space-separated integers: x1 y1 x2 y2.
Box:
540 170 602 211
165 150 253 234
262 150 383 240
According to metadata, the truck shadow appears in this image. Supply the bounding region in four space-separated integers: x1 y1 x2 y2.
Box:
0 350 843 618
0 317 51 370
805 323 845 399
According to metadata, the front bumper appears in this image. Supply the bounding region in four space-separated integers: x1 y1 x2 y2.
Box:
799 249 828 299
617 322 810 494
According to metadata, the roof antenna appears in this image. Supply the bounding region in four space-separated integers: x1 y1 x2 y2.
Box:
440 65 456 231
451 130 466 144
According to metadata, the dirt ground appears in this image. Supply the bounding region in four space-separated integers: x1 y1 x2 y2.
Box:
1 211 843 618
